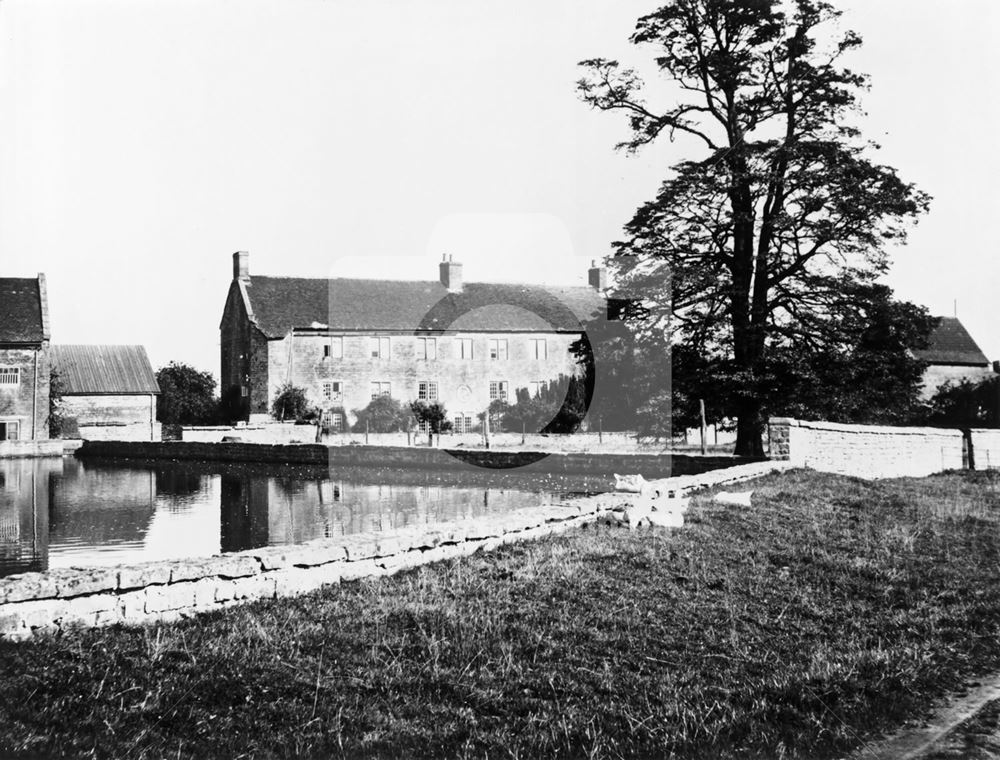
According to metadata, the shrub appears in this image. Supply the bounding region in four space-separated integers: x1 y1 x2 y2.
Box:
352 395 412 433
271 384 318 423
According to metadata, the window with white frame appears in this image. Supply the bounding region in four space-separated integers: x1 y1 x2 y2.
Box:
417 337 436 360
488 339 508 360
325 411 344 431
329 337 343 359
0 368 19 387
240 385 249 398
529 338 547 360
370 336 390 359
417 381 438 402
0 421 18 441
453 413 473 433
528 380 544 398
489 380 508 402
459 338 473 359
418 419 431 434
370 381 391 399
321 380 343 403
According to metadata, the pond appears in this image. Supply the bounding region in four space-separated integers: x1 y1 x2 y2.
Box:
0 456 614 578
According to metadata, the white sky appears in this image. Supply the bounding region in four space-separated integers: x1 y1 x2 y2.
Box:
0 0 997 377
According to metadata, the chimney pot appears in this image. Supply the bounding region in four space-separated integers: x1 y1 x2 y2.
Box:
588 261 607 291
439 256 463 292
233 251 250 281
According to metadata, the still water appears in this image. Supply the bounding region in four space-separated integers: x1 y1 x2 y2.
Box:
0 456 614 578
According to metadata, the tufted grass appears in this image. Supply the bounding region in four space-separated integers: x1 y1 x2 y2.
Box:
2 469 1000 758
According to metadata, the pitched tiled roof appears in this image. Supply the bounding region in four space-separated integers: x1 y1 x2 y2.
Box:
51 345 160 394
242 277 606 337
0 278 45 344
913 317 990 366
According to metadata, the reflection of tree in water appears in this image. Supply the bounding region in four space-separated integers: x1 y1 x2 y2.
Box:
153 466 204 499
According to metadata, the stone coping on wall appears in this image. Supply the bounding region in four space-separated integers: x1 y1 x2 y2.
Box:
0 460 792 641
770 418 964 438
0 440 65 459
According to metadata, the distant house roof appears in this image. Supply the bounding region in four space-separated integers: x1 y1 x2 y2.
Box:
51 345 160 395
913 317 990 366
0 276 48 344
239 277 607 338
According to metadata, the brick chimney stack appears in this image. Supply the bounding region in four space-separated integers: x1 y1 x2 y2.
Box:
233 251 250 282
588 260 607 291
439 254 463 292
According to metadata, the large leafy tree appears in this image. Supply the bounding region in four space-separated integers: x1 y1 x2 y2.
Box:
156 362 219 426
579 0 930 455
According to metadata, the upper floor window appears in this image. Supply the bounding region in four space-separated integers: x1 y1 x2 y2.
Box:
529 338 547 360
458 338 474 359
370 381 391 399
417 381 439 402
418 337 437 361
370 336 390 359
321 381 343 403
489 380 509 402
489 339 508 360
0 368 19 387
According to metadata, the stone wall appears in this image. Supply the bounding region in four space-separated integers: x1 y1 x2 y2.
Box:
78 440 758 478
0 345 50 440
0 440 64 459
971 429 1000 470
0 460 791 640
183 426 671 452
769 417 964 479
61 394 160 441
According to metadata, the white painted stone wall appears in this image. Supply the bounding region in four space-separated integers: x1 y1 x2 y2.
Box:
971 429 1000 471
0 460 790 640
769 417 964 479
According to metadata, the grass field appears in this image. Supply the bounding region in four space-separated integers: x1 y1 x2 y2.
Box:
2 469 1000 759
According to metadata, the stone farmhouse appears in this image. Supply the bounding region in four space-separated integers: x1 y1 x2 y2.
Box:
220 252 614 430
50 345 161 441
0 276 50 441
915 317 996 399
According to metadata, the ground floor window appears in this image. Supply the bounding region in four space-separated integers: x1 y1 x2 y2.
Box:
322 410 344 432
0 368 19 387
370 381 391 399
0 421 20 441
453 413 474 434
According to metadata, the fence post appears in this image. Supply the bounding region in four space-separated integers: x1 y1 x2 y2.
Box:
365 420 369 445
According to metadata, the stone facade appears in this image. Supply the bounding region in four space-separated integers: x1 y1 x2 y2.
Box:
265 329 580 429
60 394 160 441
220 251 614 428
769 417 964 479
920 364 997 400
0 346 50 441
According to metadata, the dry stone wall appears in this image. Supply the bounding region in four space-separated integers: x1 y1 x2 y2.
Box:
769 417 964 479
971 429 1000 471
0 460 790 641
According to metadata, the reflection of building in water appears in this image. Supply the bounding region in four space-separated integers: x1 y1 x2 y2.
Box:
47 459 156 565
0 458 59 576
220 469 538 551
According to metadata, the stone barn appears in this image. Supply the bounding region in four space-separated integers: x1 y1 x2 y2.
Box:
51 345 161 441
0 275 50 441
914 317 996 399
220 251 622 430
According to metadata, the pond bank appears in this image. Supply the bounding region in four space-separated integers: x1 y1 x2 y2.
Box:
77 439 758 478
0 460 787 641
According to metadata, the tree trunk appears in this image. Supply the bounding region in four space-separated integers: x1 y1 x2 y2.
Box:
734 397 765 457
